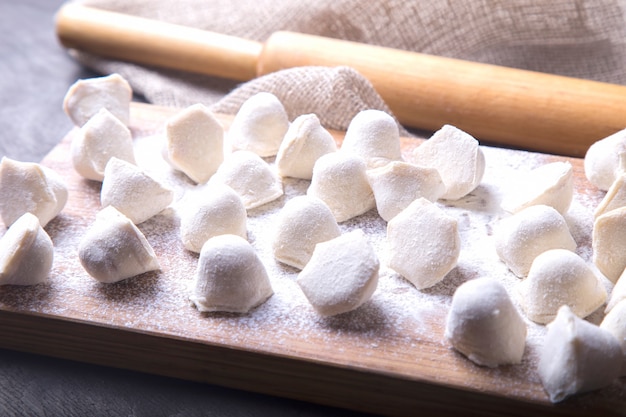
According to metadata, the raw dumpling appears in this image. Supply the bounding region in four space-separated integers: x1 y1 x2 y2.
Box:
190 234 273 313
493 205 576 277
228 92 289 157
164 103 224 184
275 113 337 180
178 183 247 253
63 73 132 127
307 152 375 222
518 249 606 324
101 157 173 224
210 151 283 210
341 109 402 164
593 206 626 283
600 299 626 376
594 172 626 219
445 278 526 367
538 305 622 403
584 128 626 191
0 157 68 227
410 124 485 200
367 161 445 222
71 107 136 181
606 267 626 313
272 195 341 270
297 229 379 316
78 206 160 283
387 198 460 289
0 212 53 285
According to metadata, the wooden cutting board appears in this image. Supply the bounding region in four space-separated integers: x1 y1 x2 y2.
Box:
0 102 623 417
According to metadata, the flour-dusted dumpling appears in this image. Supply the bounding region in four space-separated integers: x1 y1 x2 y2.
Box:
297 229 379 316
272 195 341 270
0 157 68 227
501 161 573 215
593 206 626 283
367 161 445 222
101 157 173 224
594 172 626 219
228 92 289 157
78 206 160 283
178 183 247 253
190 234 273 313
538 305 622 403
275 113 337 180
164 103 224 184
600 299 626 376
71 108 136 181
410 124 485 200
210 151 283 210
387 198 460 289
0 213 53 286
445 278 526 367
584 128 626 191
518 249 606 324
606 268 626 313
307 152 375 222
494 205 576 277
341 109 402 164
63 73 132 127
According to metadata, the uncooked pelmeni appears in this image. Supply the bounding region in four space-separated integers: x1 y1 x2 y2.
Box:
367 161 445 222
63 73 132 127
71 108 136 181
275 113 337 180
178 183 247 253
501 161 573 215
584 128 626 191
297 229 379 316
387 198 460 289
600 299 626 376
493 205 576 277
307 152 375 222
606 267 626 313
101 157 174 224
341 109 402 164
445 278 526 367
164 103 224 184
0 157 68 227
593 206 626 283
78 206 160 283
272 195 341 270
594 172 626 219
518 249 606 324
228 92 289 157
190 234 273 313
410 124 485 200
210 151 283 210
0 213 53 286
538 305 622 403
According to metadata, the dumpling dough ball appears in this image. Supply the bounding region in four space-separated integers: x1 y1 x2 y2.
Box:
494 205 576 277
275 113 337 180
593 206 626 283
341 109 402 164
179 183 247 253
387 198 460 290
297 229 379 316
0 213 53 286
594 172 626 219
190 234 273 313
164 103 224 184
445 278 527 367
78 206 160 283
63 73 132 127
228 92 289 157
210 151 283 210
584 128 626 191
606 267 626 313
538 305 622 403
0 157 68 227
307 152 375 222
518 249 607 324
600 299 626 376
71 108 136 181
501 161 573 215
367 161 445 222
272 195 341 270
101 157 174 224
410 124 485 200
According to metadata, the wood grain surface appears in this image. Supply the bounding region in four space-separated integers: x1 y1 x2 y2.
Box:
0 102 623 417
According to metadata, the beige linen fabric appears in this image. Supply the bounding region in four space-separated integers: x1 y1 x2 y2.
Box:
72 0 626 131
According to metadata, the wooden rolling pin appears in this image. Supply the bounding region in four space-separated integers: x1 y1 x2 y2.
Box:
55 4 626 157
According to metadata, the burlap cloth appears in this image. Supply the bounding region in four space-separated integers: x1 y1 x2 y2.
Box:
72 0 626 133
